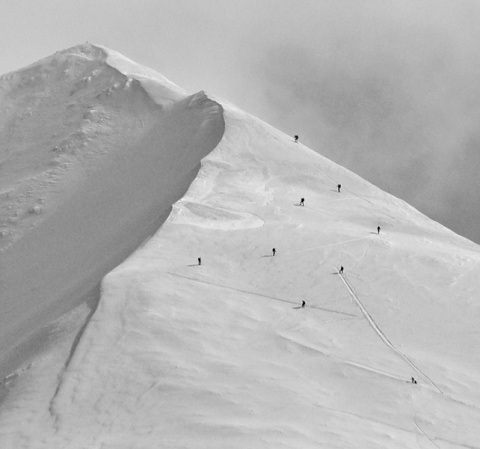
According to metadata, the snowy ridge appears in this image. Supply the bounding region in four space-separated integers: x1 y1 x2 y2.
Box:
1 46 480 448
98 44 186 106
0 43 224 374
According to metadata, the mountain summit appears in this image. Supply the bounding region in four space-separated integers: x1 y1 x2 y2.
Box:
1 44 479 448
0 43 224 364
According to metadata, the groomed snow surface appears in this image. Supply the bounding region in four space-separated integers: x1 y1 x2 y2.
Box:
1 44 480 448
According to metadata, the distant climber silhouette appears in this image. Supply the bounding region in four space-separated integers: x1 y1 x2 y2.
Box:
272 248 276 257
337 184 341 193
301 300 306 308
294 135 299 143
198 257 202 266
300 198 305 206
339 266 344 274
377 226 381 234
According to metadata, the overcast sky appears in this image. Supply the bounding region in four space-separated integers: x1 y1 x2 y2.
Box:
2 0 480 244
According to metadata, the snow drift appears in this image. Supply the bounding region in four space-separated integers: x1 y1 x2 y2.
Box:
1 44 480 448
0 44 224 373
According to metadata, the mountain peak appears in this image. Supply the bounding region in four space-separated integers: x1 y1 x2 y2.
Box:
1 46 480 449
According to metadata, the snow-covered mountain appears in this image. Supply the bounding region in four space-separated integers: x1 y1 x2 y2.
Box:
1 44 480 448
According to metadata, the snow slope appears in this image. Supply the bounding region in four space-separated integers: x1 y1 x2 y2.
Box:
0 44 224 374
1 45 480 448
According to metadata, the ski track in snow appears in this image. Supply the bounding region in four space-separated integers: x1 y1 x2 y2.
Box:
166 271 358 317
311 163 480 415
337 265 480 417
276 333 408 383
337 267 443 393
412 418 441 449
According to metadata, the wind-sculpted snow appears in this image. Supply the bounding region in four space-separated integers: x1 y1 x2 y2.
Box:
1 46 480 448
100 45 186 106
0 43 224 377
170 201 264 230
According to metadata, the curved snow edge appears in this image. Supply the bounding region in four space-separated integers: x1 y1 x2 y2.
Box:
94 44 187 107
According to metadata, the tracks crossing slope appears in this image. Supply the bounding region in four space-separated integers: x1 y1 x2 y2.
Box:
336 267 443 394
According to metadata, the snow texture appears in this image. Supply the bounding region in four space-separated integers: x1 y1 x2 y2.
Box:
1 43 480 448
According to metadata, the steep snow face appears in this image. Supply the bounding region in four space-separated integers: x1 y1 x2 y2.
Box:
0 44 224 371
1 47 480 448
2 82 480 447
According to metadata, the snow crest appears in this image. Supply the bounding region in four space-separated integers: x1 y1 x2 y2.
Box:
0 43 224 380
1 45 480 449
